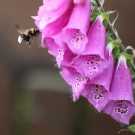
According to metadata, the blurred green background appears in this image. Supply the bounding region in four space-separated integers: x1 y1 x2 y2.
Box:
0 0 135 135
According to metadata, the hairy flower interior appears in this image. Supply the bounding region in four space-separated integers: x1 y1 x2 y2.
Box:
86 55 100 75
73 75 86 92
88 84 107 102
70 29 85 49
113 100 129 115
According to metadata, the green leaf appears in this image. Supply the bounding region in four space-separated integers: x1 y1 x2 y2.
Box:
128 125 135 133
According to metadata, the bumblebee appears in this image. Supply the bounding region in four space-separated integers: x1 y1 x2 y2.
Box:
15 24 40 44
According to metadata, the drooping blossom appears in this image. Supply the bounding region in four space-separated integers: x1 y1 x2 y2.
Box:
103 55 135 124
32 0 73 36
83 15 106 59
81 43 115 112
72 54 107 81
61 67 88 101
45 37 76 68
61 0 91 54
82 84 111 112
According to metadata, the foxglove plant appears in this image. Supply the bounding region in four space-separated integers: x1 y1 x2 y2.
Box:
32 0 135 127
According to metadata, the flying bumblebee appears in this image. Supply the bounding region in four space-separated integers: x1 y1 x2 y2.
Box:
15 24 40 45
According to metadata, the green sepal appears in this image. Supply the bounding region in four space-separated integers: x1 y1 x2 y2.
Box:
91 12 109 28
107 32 113 44
119 52 133 68
102 13 109 28
91 12 102 22
110 40 120 58
128 125 135 133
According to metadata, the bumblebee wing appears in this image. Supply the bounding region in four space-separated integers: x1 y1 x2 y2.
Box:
15 24 26 34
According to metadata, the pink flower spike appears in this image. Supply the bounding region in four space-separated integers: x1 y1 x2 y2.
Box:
82 84 111 112
61 67 88 101
83 15 106 59
103 55 135 124
61 0 91 54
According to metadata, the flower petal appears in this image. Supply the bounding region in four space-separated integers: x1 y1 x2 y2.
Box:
61 67 88 101
33 0 73 36
82 84 111 112
104 100 135 124
61 0 91 54
72 54 108 81
83 16 106 59
103 55 135 124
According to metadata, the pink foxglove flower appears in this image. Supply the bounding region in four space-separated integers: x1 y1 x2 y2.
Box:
81 43 115 112
45 37 76 68
82 84 111 112
33 0 73 36
83 15 106 59
61 0 91 54
72 54 107 81
61 67 88 101
103 55 135 124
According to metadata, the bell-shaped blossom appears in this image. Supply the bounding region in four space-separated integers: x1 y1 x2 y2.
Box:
61 67 88 101
82 84 111 112
103 55 135 124
61 0 91 54
45 37 76 68
83 15 106 59
91 42 115 91
33 0 73 36
72 54 107 81
81 43 115 112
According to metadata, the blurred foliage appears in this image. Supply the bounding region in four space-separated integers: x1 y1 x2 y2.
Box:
128 124 135 133
12 87 34 135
